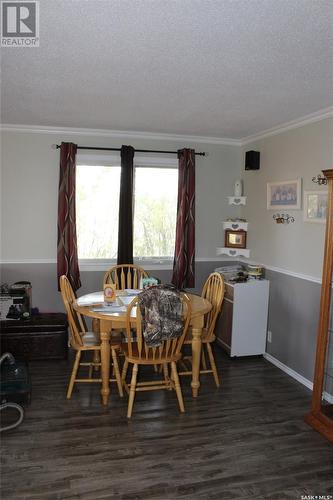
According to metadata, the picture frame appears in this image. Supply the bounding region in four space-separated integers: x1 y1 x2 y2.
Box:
267 178 302 210
225 229 247 249
104 283 116 303
303 190 328 223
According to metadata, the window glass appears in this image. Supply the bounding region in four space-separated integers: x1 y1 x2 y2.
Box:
134 167 178 258
76 165 120 258
76 164 178 260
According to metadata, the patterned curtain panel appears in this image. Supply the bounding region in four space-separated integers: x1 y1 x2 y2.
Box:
172 148 195 289
117 145 135 265
57 142 81 291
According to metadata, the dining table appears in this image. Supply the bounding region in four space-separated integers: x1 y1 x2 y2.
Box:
74 291 212 405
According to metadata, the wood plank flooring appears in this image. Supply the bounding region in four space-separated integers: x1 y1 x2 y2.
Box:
1 348 333 500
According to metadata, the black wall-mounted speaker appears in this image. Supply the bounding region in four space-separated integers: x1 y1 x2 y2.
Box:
245 150 260 170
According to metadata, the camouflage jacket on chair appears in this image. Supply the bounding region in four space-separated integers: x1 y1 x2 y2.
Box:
137 285 183 348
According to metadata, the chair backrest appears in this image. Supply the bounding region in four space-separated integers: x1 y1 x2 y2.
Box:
124 292 192 363
202 272 225 341
103 264 148 289
59 275 85 347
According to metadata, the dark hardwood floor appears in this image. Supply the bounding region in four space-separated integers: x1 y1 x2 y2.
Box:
1 347 333 500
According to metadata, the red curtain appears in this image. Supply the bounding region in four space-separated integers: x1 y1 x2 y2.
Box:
171 148 195 289
57 142 81 291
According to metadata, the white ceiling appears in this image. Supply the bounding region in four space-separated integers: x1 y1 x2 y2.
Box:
1 0 333 139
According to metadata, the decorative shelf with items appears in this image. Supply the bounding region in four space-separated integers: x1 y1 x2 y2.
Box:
228 196 247 206
222 220 248 231
217 179 250 258
217 246 250 258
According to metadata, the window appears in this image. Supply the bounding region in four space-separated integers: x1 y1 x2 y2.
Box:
76 159 178 262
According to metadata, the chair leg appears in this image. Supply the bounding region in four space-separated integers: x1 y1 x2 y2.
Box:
122 359 128 384
206 343 220 387
127 364 138 418
67 351 81 399
162 363 172 390
121 359 130 395
88 360 94 379
163 363 169 380
201 349 207 370
171 362 185 413
111 349 123 397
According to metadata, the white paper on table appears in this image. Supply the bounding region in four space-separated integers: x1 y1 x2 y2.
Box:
124 289 141 296
77 292 104 306
118 295 137 306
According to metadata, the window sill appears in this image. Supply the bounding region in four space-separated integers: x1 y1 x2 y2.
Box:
79 259 173 272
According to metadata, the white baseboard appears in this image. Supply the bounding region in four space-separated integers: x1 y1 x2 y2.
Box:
263 352 333 404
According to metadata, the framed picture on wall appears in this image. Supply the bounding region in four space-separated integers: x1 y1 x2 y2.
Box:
225 230 247 249
303 191 328 223
267 178 302 210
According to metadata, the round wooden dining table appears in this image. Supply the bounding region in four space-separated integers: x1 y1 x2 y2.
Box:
74 292 212 405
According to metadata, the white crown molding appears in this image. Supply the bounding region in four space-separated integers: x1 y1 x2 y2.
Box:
241 105 333 145
1 106 333 146
0 123 241 146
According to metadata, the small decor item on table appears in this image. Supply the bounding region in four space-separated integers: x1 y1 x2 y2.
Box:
104 284 116 303
141 277 160 289
225 229 247 249
247 264 264 280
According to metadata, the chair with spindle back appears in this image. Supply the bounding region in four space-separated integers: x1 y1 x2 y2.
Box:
179 272 225 387
103 264 148 290
121 290 192 418
59 275 123 399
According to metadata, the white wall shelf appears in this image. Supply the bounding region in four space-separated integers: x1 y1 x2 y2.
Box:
228 196 247 206
222 221 248 231
217 247 250 258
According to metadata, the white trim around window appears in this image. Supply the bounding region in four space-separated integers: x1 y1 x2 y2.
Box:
77 152 178 168
79 259 174 271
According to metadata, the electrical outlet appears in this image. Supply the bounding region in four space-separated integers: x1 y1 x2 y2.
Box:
267 330 272 343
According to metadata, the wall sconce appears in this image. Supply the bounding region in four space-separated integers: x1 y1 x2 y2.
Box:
273 213 295 224
312 174 328 186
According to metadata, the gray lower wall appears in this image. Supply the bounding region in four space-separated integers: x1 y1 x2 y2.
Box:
265 269 322 382
0 260 227 312
1 262 325 386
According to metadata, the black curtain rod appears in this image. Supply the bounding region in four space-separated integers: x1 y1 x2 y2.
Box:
54 144 206 156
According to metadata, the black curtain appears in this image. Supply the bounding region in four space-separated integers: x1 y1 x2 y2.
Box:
117 145 135 264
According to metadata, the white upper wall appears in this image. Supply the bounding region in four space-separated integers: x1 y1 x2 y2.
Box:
0 129 241 261
241 117 333 279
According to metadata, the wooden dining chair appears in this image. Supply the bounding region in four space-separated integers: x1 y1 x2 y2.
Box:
103 264 148 290
59 275 123 399
121 290 192 418
179 272 225 387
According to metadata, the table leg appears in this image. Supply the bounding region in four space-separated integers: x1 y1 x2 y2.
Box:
100 330 110 405
92 318 100 371
191 326 202 397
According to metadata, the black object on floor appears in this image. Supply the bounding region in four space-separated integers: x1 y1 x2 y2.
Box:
0 354 31 406
0 313 68 361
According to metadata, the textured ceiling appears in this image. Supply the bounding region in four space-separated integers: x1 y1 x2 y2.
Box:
1 0 333 139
